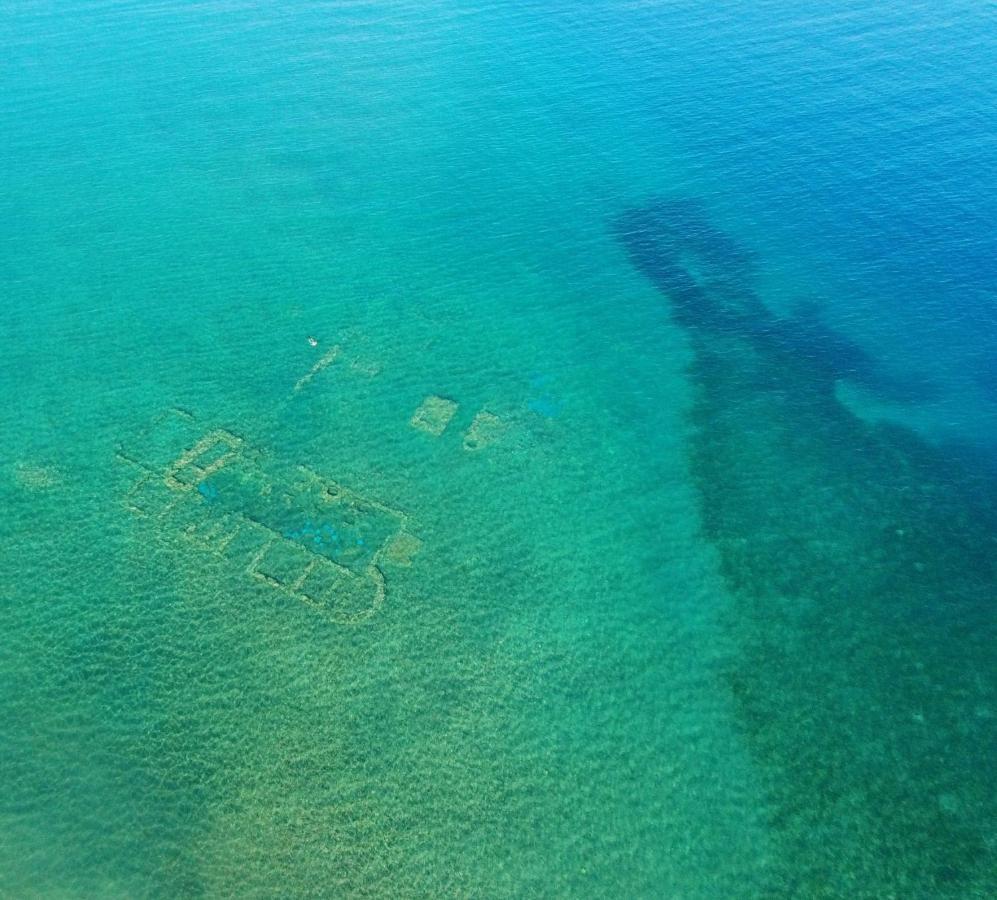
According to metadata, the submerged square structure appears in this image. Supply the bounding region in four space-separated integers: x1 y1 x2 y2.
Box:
410 395 458 436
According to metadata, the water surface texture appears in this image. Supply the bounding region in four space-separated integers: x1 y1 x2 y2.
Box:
2 1 996 897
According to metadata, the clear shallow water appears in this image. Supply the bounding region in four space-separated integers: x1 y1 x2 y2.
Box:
1 1 995 896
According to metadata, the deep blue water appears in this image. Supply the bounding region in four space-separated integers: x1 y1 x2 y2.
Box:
567 0 997 447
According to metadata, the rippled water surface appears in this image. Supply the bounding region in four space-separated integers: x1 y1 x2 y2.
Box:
2 1 996 896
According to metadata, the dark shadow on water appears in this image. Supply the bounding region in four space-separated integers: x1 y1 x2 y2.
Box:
615 197 997 898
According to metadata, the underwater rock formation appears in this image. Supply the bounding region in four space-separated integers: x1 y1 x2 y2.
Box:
615 197 925 400
615 197 997 898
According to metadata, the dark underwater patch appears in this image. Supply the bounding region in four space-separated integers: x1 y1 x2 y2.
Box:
615 197 997 898
615 197 930 402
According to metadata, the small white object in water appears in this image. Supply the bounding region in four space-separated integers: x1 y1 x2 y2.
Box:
307 336 318 347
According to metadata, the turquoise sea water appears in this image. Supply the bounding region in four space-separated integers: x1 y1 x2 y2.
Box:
2 1 996 896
